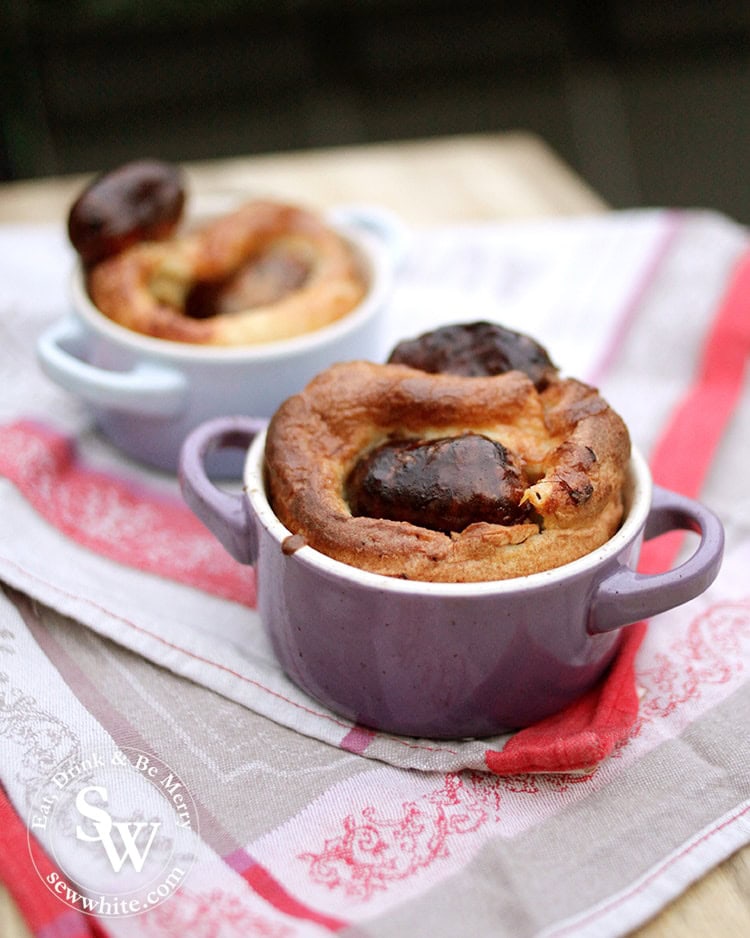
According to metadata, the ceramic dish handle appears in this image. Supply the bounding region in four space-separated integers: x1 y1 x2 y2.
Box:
329 203 410 269
179 416 266 565
37 316 187 416
588 486 724 634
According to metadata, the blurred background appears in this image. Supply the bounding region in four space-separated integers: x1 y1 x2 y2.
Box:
2 0 750 223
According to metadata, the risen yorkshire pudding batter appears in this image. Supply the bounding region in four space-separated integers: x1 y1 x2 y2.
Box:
265 335 631 582
86 201 366 345
70 160 366 346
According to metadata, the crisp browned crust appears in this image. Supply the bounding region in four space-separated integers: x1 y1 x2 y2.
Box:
264 361 631 582
86 200 366 345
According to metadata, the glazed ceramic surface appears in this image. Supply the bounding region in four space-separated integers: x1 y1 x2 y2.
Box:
179 417 724 739
37 206 405 472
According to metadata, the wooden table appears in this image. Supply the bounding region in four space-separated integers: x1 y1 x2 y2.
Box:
0 131 605 227
0 131 747 937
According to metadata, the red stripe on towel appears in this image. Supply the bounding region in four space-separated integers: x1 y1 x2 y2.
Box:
484 621 646 776
339 725 378 754
640 250 750 574
486 246 750 775
0 420 256 607
0 785 110 938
